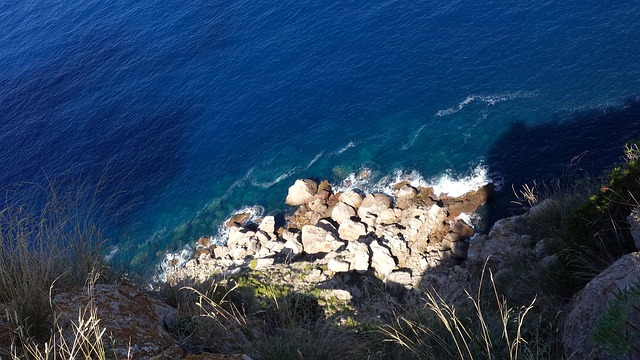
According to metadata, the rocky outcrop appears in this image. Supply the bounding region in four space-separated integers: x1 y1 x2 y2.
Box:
53 285 181 359
467 215 532 271
563 252 640 360
169 178 493 293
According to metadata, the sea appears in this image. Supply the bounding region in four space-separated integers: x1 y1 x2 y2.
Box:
1 0 640 273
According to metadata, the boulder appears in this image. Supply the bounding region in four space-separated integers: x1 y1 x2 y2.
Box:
338 219 368 241
255 230 271 244
563 252 640 360
258 216 276 235
395 184 418 200
213 246 229 259
358 194 393 220
252 258 275 270
331 202 357 225
467 215 532 270
340 189 365 209
286 179 318 206
345 241 370 273
328 259 351 273
308 199 328 213
316 180 333 200
378 208 402 225
442 183 494 218
370 240 397 279
385 235 411 267
451 220 475 240
198 236 211 247
395 184 418 209
301 225 344 254
386 270 413 290
53 285 182 360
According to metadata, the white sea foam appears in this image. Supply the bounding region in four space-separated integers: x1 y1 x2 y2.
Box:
252 168 297 188
556 96 627 115
335 165 491 199
403 91 538 151
251 151 324 188
212 205 265 245
428 164 492 197
372 169 430 195
154 247 193 283
454 212 481 229
336 141 356 154
227 166 255 194
435 91 539 118
304 151 324 170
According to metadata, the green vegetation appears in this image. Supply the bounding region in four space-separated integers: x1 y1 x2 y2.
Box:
591 278 640 358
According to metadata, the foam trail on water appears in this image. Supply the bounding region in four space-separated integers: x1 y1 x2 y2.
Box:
304 151 324 170
224 166 256 197
403 91 538 150
252 151 324 188
435 91 539 118
335 141 357 155
252 168 298 188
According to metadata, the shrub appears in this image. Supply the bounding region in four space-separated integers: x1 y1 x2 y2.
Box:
556 142 640 296
591 278 640 358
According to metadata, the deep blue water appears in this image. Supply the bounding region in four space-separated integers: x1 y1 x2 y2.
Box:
2 0 640 270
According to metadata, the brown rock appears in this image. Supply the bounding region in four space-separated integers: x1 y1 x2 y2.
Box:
451 220 475 240
195 247 211 259
441 183 494 218
53 285 182 360
394 184 419 209
225 213 250 228
316 180 333 200
198 236 211 247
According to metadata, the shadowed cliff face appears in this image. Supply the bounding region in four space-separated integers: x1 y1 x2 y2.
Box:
485 97 640 222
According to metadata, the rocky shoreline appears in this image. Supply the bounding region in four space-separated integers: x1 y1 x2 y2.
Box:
167 177 493 296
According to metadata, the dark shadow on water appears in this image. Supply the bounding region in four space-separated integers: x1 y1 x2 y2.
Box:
485 96 640 224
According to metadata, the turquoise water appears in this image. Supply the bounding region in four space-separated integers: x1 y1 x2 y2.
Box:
1 0 640 270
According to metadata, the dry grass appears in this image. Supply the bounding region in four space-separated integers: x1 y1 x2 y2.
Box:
380 263 537 360
10 271 120 360
0 179 111 341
